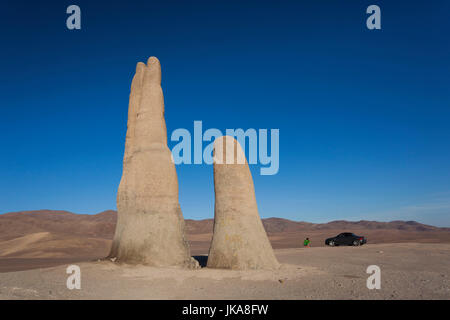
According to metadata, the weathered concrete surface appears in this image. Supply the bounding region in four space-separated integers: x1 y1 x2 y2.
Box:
207 136 280 270
109 57 195 267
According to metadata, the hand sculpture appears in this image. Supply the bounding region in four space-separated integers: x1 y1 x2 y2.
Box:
207 136 280 270
109 57 195 267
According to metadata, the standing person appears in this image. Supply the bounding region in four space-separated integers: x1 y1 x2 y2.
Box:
304 237 311 247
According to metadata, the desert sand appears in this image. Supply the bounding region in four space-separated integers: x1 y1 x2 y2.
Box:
0 243 449 299
1 210 449 299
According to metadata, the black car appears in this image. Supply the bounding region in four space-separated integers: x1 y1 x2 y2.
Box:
325 232 367 246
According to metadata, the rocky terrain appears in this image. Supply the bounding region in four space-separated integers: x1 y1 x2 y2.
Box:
0 210 449 273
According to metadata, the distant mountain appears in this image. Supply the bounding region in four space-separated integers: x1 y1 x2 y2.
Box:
261 218 444 233
0 210 116 241
0 210 448 241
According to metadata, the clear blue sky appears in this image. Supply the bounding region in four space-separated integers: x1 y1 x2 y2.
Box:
1 1 449 226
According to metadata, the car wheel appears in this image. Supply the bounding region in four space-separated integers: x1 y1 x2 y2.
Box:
353 240 360 246
329 240 335 246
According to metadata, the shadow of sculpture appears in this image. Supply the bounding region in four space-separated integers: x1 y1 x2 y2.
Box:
192 255 208 268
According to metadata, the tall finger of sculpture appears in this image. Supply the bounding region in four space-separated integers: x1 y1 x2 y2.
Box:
109 57 193 267
207 136 280 270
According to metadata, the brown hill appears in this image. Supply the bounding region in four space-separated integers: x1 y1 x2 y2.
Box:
0 210 449 272
0 210 116 241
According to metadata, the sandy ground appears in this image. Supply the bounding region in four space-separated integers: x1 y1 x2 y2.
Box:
0 243 449 300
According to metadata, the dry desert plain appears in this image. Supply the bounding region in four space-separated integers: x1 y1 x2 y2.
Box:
0 210 449 299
